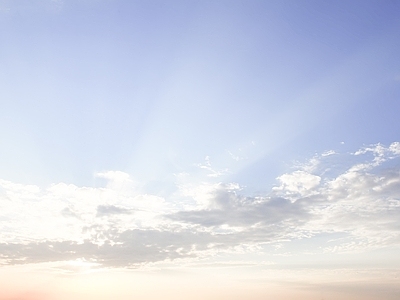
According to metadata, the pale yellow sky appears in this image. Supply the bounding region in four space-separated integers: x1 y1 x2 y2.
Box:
1 263 399 300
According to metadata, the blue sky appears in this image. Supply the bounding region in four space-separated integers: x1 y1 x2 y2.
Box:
2 0 399 189
1 1 400 299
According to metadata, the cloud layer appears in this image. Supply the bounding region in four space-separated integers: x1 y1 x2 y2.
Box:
0 142 399 268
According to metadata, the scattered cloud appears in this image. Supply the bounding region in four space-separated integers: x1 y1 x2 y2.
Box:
0 142 399 268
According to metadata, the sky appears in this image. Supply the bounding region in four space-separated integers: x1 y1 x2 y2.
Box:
1 0 400 299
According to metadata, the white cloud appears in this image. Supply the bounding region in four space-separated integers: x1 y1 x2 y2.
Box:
321 150 336 157
273 171 321 198
0 142 399 268
389 141 400 155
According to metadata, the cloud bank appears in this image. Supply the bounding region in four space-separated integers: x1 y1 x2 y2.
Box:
0 142 399 268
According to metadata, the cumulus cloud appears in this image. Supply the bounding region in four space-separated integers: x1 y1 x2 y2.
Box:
0 142 399 268
273 171 321 197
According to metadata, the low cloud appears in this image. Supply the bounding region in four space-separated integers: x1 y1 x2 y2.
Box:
168 193 309 228
0 142 399 268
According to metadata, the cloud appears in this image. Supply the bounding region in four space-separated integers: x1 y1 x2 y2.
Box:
0 142 399 268
273 171 321 197
60 207 81 219
196 156 228 178
96 205 133 217
0 229 231 268
168 192 309 228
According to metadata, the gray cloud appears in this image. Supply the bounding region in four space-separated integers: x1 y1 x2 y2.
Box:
61 207 80 219
0 223 303 268
168 192 309 228
0 229 235 268
96 205 133 217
